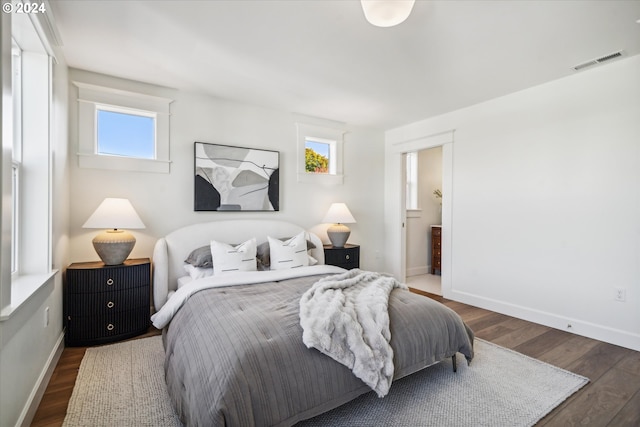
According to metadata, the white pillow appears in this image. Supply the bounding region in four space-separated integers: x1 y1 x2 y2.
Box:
268 232 310 270
210 238 257 275
183 264 214 280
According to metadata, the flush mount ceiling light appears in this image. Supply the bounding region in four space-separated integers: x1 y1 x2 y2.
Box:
361 0 416 27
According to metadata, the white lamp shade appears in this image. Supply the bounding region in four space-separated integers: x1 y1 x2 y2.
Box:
322 203 356 224
83 198 145 230
361 0 415 27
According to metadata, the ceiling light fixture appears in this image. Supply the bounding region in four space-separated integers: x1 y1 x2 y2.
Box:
361 0 416 27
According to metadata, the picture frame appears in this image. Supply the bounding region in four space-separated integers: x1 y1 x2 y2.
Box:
194 142 279 211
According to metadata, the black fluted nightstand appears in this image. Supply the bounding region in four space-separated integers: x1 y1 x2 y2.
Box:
64 258 150 346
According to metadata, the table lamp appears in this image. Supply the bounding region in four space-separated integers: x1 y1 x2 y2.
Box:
322 203 356 248
82 198 145 265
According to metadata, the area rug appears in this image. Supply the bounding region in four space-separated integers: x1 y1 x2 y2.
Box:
63 336 588 427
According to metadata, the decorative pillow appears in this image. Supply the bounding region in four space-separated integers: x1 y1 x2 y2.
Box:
184 245 212 268
210 238 257 275
257 236 317 270
183 263 214 280
185 240 248 268
186 235 317 270
268 232 310 270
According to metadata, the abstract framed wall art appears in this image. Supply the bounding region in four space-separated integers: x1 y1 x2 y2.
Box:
194 142 279 211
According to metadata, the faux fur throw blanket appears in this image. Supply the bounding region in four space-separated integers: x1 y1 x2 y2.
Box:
299 269 407 397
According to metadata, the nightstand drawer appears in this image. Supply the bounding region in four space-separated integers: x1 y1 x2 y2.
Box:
66 285 149 316
433 257 441 269
324 245 360 270
66 262 150 293
325 249 358 265
65 309 150 346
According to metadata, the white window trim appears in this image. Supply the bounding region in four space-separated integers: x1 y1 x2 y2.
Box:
11 161 20 276
1 271 58 321
11 39 21 278
74 81 172 173
12 39 21 158
296 122 345 185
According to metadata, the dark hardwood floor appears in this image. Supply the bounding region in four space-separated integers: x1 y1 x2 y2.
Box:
31 291 640 426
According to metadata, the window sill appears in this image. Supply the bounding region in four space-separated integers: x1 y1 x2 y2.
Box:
78 153 171 173
0 270 59 321
407 209 422 218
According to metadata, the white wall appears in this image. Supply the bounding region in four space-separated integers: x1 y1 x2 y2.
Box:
68 69 386 272
385 55 640 351
406 147 442 276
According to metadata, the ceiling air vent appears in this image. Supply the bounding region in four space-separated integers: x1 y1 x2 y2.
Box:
572 50 625 71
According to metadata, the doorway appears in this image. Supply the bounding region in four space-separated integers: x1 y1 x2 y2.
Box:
384 129 453 298
404 146 443 295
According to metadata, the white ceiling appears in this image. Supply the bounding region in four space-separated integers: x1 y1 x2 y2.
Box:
49 0 640 130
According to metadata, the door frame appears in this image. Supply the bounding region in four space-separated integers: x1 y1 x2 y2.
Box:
384 130 454 298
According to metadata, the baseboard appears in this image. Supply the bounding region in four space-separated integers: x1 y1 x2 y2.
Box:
18 331 65 427
407 266 429 277
448 290 640 352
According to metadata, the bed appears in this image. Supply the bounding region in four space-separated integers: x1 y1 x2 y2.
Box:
151 220 474 426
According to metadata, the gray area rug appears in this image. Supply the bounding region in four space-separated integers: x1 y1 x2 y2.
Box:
63 336 588 427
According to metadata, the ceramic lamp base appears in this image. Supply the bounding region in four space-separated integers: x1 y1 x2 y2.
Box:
327 223 350 248
92 229 135 265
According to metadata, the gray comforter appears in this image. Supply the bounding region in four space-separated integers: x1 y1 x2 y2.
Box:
162 272 474 427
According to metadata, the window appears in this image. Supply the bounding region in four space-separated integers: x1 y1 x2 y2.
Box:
75 82 172 173
305 137 335 174
11 39 21 276
2 10 58 319
96 107 155 159
296 121 345 184
406 152 418 210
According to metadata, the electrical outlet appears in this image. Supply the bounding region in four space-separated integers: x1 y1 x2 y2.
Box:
44 306 49 327
614 288 627 302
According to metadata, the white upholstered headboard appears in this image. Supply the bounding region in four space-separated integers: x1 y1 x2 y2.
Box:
152 220 325 310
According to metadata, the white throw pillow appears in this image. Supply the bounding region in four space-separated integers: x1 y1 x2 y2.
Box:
210 238 257 275
268 232 310 270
